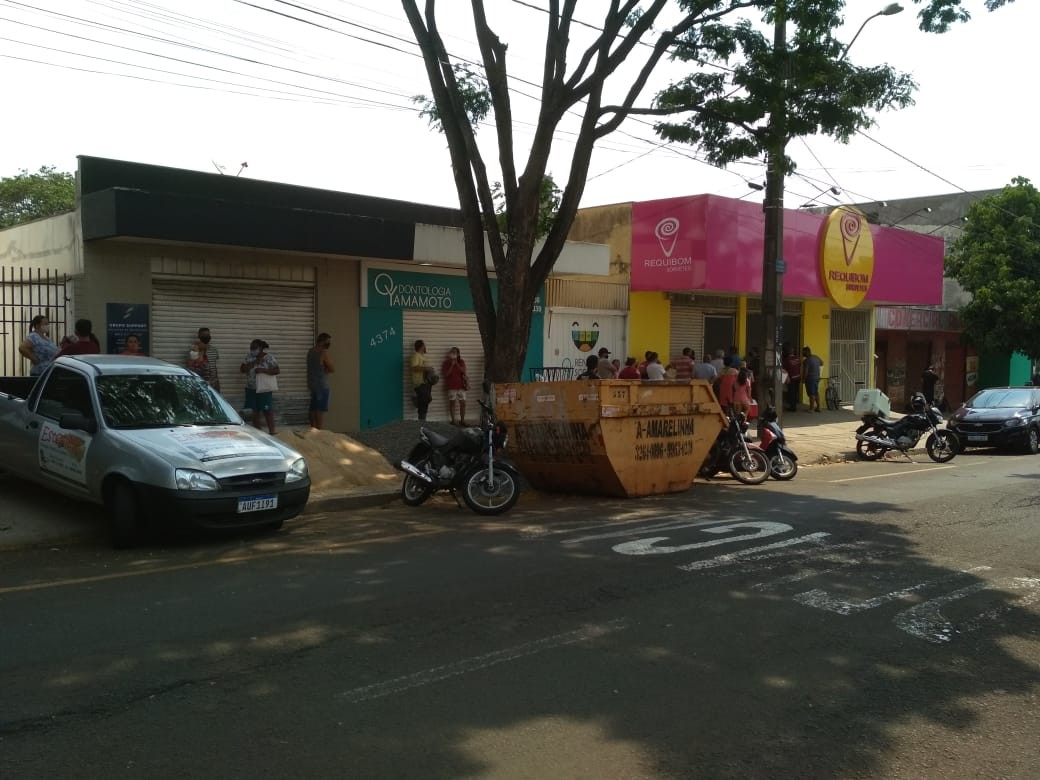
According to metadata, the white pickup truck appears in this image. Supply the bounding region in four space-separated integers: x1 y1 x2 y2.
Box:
0 355 310 547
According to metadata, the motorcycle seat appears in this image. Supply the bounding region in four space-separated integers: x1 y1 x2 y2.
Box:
423 428 455 448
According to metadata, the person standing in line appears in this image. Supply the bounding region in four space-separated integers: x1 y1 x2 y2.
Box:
576 354 599 380
441 346 468 426
921 364 939 406
119 334 144 356
19 314 59 376
710 349 726 374
307 332 335 429
637 350 653 379
782 344 802 412
618 357 641 379
645 351 666 381
240 339 280 434
595 347 617 379
56 319 101 357
411 340 434 421
669 347 695 381
693 351 718 382
732 366 753 415
802 346 824 412
188 327 221 392
716 362 739 410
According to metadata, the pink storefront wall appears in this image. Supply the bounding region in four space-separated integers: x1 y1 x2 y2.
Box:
631 194 943 305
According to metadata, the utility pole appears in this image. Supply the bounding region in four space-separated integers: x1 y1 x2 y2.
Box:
758 0 787 417
756 2 903 417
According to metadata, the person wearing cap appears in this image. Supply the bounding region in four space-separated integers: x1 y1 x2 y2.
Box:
240 338 280 434
595 347 617 379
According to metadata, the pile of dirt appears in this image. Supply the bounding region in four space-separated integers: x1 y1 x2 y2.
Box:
275 428 400 496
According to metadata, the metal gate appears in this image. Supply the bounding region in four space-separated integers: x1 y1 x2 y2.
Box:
829 309 871 403
0 267 69 376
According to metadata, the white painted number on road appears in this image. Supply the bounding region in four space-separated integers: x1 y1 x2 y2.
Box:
612 521 793 556
894 577 1040 644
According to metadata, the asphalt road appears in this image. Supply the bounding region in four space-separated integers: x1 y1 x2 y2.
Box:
2 451 1039 779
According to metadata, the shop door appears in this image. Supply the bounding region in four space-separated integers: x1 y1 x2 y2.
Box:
669 303 704 362
403 310 485 422
906 341 932 408
703 315 734 360
829 309 870 404
152 278 315 424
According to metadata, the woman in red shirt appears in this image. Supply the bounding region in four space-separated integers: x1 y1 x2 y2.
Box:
441 347 468 425
618 357 641 379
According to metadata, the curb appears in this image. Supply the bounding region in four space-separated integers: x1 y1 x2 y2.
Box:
303 488 401 515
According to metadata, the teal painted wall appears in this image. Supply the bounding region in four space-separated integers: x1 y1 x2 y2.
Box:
978 351 1032 389
359 307 405 430
360 268 543 428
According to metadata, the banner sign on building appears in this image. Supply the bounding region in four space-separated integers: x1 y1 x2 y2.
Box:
819 207 875 309
105 302 150 355
364 268 542 314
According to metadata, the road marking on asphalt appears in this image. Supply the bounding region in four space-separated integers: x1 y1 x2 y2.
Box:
614 521 792 556
895 576 1040 644
340 618 629 704
828 464 958 483
0 527 452 596
793 566 992 615
561 516 741 546
676 532 831 571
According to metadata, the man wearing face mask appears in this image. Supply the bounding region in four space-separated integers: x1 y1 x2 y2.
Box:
187 326 221 392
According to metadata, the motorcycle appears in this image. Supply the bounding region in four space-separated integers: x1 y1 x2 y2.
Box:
759 405 798 480
855 391 957 463
699 408 771 484
399 387 521 515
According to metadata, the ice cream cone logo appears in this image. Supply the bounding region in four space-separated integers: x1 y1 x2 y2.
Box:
655 217 680 257
839 211 862 266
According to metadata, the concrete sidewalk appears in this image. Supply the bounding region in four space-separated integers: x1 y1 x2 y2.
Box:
0 407 866 553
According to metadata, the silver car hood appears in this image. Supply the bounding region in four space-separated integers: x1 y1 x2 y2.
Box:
116 425 298 476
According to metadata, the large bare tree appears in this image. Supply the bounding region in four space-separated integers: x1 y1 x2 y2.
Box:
401 0 747 381
402 0 1012 382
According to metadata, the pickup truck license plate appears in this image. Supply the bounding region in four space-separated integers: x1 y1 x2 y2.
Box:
966 434 987 442
237 495 278 513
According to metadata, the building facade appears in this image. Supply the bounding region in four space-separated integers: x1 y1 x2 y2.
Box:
0 157 608 430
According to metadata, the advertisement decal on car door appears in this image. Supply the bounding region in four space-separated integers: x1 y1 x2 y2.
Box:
38 421 91 485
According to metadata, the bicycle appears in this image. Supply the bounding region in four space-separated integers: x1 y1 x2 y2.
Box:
825 377 841 411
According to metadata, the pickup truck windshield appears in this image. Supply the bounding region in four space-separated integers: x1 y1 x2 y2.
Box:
96 374 237 429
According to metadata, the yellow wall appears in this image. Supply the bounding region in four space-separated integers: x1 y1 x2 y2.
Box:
629 291 671 361
799 299 831 404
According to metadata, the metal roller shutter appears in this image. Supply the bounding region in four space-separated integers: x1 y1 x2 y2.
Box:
152 278 315 424
669 303 704 362
402 310 485 422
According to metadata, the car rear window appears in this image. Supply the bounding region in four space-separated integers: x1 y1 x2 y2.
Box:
967 389 1034 408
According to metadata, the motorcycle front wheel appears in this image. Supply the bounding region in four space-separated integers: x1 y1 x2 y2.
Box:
728 448 770 484
462 466 520 515
855 424 887 461
925 430 958 463
769 451 798 481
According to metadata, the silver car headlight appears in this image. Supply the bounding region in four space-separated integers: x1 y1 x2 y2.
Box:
175 468 220 491
1004 417 1027 427
285 457 309 483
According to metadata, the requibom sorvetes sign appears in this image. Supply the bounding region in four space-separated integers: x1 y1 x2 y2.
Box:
819 207 875 309
631 198 709 291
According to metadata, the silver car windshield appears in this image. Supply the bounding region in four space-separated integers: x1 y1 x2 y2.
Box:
96 375 238 429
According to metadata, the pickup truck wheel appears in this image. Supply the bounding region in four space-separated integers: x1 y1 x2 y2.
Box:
108 481 142 549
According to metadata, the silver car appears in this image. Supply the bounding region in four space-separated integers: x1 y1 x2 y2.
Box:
0 355 310 546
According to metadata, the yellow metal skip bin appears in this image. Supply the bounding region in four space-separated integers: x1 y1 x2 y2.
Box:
494 380 727 498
